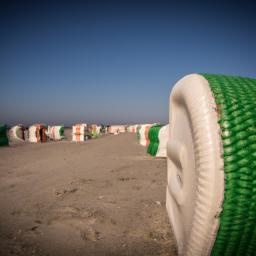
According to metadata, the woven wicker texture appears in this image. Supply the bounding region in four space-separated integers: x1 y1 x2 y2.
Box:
202 74 256 255
0 124 9 146
59 126 64 137
147 124 164 156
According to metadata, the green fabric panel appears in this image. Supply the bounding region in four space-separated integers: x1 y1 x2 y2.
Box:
147 124 164 156
202 74 256 256
136 125 141 140
0 124 8 146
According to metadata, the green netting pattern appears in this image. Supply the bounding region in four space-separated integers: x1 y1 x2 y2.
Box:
0 124 9 146
147 124 164 156
202 74 256 256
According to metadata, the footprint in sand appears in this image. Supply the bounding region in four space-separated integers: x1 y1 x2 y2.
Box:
118 177 136 181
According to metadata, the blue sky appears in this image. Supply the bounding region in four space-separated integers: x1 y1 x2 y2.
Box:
1 0 256 126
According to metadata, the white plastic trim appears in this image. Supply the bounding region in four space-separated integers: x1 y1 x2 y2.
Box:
48 126 64 140
156 124 169 157
139 124 151 146
72 124 87 135
72 133 85 142
28 126 38 143
108 125 126 134
166 74 224 256
9 125 24 141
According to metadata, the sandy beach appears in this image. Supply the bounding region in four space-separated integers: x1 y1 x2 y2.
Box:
0 131 177 256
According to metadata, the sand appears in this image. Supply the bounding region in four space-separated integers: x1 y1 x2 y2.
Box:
0 131 177 256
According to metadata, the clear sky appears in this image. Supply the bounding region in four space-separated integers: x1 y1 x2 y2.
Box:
1 0 256 126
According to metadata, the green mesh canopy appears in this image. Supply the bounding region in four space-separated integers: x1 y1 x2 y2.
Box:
147 124 164 156
202 74 256 255
0 124 9 146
